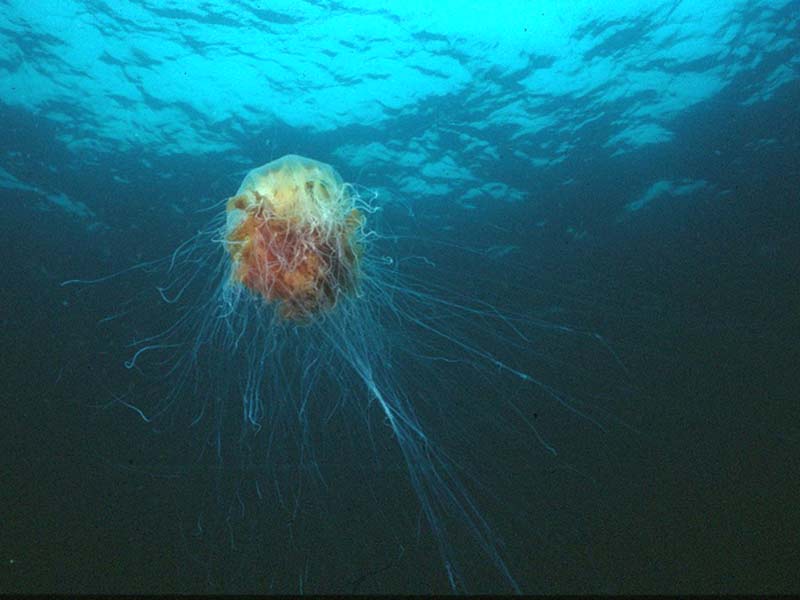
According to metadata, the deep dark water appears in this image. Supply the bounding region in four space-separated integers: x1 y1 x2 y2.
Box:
2 24 800 599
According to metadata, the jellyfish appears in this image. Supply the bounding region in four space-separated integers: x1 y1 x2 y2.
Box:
64 154 622 593
224 155 363 322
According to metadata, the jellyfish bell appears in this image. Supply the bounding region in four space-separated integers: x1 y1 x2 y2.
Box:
224 155 364 321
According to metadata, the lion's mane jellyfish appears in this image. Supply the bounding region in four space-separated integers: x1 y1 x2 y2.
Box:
64 153 621 594
224 155 364 321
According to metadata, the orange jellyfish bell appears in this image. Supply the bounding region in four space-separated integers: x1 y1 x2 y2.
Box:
225 154 364 321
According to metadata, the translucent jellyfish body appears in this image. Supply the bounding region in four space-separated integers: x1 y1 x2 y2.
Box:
225 155 364 321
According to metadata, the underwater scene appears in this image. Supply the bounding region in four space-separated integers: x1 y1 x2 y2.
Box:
1 0 799 594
